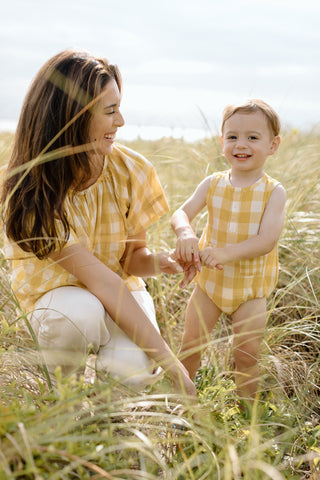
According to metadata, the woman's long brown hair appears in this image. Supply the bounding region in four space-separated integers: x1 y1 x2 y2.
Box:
1 49 121 259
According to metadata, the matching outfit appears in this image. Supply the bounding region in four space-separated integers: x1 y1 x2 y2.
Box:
6 157 280 384
197 170 280 314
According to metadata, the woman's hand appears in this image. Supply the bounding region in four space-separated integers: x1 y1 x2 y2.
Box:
172 371 197 398
156 251 184 275
169 260 198 289
121 231 185 277
163 358 197 398
179 263 198 289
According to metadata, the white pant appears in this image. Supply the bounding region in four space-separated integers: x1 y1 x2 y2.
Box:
30 286 162 389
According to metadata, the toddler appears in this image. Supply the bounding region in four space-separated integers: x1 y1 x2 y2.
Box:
171 99 286 402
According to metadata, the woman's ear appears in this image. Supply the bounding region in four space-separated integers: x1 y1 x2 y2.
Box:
269 135 280 155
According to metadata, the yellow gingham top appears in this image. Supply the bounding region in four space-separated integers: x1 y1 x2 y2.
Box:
197 170 280 314
5 144 169 313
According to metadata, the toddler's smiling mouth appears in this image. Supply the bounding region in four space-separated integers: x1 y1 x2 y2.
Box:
234 154 252 159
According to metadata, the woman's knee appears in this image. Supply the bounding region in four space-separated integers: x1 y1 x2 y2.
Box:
31 286 109 352
96 289 161 389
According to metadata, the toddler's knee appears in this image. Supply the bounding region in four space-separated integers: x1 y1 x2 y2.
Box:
233 344 259 369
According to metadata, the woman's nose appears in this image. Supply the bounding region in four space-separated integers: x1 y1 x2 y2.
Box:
114 111 125 127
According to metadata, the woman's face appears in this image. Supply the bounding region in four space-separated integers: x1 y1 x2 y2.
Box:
88 78 125 157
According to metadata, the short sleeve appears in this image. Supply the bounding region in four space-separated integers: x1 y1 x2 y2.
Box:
54 220 79 251
3 223 79 261
127 164 169 235
108 144 169 236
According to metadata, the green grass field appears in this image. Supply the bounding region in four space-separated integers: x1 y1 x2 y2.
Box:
0 129 319 479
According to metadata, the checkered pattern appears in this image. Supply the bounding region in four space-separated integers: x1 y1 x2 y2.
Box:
197 171 280 314
6 144 169 312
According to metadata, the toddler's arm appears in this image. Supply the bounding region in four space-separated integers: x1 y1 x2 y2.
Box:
200 184 286 268
171 176 211 278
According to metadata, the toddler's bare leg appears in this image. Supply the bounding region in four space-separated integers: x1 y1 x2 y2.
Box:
232 298 267 401
179 285 221 380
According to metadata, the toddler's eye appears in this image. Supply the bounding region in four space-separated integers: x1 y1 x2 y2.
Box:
249 136 258 140
227 135 237 140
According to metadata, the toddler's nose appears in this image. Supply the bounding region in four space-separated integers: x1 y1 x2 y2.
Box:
235 139 247 148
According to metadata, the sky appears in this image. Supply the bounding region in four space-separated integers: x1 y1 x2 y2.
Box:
0 0 319 139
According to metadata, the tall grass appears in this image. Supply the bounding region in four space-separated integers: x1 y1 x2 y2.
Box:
0 129 319 479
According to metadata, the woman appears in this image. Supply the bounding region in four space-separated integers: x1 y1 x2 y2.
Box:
1 49 196 396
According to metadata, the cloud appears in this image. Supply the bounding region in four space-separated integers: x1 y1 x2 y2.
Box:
0 0 319 131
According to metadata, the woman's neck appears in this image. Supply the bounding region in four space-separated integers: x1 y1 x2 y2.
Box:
79 154 105 190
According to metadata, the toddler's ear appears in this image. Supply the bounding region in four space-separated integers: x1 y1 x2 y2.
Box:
270 135 280 154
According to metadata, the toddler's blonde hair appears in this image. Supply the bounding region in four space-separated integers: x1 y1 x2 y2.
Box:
221 99 281 137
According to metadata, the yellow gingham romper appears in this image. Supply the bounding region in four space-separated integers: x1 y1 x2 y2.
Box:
197 170 280 314
5 143 169 313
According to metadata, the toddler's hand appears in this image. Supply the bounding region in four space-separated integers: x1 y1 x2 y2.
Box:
200 247 224 270
174 233 201 272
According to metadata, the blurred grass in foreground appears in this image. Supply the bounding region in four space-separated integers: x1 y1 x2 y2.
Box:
0 129 319 479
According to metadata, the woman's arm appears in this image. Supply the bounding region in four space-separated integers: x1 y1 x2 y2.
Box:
120 230 184 276
50 245 196 396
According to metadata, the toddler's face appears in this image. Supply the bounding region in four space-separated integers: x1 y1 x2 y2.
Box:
221 111 279 175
